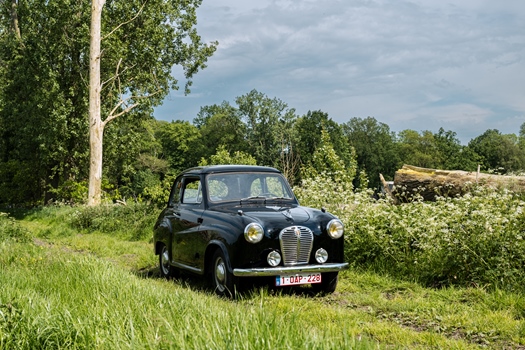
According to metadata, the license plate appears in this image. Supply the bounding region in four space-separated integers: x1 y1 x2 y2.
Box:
276 273 322 286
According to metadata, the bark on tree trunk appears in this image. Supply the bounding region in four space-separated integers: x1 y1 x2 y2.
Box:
87 0 105 206
10 0 21 39
393 164 525 201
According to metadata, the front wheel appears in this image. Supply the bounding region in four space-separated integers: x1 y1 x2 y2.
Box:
311 272 339 294
210 249 236 298
159 244 178 279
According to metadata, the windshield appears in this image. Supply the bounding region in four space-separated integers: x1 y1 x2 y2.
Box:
206 172 295 203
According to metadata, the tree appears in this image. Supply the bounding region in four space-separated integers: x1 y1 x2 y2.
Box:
294 111 353 175
199 145 257 166
155 120 201 172
0 1 216 205
0 0 91 204
433 128 479 171
88 0 104 205
396 130 441 169
342 117 399 189
87 0 217 205
236 90 297 168
468 129 525 173
194 102 248 159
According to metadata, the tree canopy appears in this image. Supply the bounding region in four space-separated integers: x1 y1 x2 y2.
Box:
0 0 216 204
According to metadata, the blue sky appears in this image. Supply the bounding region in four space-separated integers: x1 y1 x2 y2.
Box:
154 0 525 145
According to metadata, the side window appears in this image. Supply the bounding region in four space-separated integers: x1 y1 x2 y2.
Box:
168 179 182 206
181 178 202 204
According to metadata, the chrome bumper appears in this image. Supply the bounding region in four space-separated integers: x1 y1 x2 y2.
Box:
233 262 349 277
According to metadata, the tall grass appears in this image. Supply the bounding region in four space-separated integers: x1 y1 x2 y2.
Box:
0 242 374 349
3 201 525 348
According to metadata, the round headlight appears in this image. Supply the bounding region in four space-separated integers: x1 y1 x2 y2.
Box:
244 223 264 243
326 219 344 239
315 248 328 263
267 250 281 267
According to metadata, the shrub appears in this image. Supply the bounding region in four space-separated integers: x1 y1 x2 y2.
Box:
0 213 32 243
68 203 159 241
342 187 525 291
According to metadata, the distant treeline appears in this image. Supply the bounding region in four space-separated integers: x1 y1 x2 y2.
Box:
1 88 524 206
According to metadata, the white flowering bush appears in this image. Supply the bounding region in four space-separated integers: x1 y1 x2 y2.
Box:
340 187 525 291
296 174 525 291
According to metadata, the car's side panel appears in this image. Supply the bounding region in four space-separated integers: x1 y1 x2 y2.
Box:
171 207 205 267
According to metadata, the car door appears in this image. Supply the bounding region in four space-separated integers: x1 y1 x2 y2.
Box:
169 176 206 270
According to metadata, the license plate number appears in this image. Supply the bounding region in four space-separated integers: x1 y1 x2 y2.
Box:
276 273 322 286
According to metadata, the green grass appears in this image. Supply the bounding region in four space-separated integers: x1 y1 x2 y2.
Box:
1 204 525 349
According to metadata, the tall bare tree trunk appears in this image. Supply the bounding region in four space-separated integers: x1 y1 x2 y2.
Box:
88 0 105 206
10 0 21 39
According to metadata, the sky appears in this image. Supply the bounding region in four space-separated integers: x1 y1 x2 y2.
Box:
153 0 525 145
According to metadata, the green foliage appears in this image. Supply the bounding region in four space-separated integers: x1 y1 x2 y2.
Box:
342 117 400 189
199 145 257 166
193 102 248 159
295 129 358 211
294 111 354 176
343 187 525 292
155 120 202 171
67 203 158 241
433 128 479 171
0 0 216 205
5 206 525 348
0 213 31 243
46 179 88 205
396 129 440 168
0 0 90 205
468 129 525 173
300 128 357 183
236 89 297 168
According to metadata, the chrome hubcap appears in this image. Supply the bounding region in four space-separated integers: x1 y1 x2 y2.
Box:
161 247 170 274
215 257 226 290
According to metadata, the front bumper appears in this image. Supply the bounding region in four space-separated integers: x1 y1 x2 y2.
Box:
233 262 349 277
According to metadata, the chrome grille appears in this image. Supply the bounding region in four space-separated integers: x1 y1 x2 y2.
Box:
279 226 313 266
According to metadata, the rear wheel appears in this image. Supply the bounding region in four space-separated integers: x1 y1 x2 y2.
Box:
159 244 178 279
210 249 236 298
311 272 338 294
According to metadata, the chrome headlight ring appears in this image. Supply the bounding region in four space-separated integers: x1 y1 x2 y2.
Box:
326 219 344 239
244 223 264 243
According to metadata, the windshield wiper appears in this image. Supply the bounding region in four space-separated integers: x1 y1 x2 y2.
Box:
266 196 290 201
240 196 267 203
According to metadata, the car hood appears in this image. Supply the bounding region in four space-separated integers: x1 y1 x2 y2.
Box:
212 204 312 225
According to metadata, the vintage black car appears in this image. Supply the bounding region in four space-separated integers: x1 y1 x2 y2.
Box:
153 165 348 296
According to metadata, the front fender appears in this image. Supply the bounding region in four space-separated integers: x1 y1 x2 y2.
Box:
205 240 234 275
153 216 173 255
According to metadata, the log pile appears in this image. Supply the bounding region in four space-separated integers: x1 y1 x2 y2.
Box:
389 165 525 201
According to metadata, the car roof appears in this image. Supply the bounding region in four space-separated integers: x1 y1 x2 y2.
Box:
180 165 281 176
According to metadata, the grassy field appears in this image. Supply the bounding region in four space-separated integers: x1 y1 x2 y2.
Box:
1 205 525 349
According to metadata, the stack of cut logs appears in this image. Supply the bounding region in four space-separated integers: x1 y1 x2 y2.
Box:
380 165 525 202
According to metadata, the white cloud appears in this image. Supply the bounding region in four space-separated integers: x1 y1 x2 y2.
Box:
155 0 525 144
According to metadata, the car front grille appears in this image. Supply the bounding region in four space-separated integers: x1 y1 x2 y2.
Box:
279 226 313 266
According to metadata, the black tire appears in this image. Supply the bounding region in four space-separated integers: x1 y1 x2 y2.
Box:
159 244 178 279
210 249 236 298
311 272 339 294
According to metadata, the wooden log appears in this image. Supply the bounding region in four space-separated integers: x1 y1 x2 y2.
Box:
393 165 525 201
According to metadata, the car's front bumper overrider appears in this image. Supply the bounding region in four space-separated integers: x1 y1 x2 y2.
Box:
233 262 349 277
